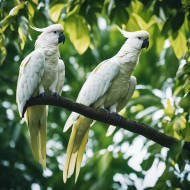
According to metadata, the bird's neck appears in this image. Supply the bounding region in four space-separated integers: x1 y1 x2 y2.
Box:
116 41 142 59
36 45 60 58
115 43 142 74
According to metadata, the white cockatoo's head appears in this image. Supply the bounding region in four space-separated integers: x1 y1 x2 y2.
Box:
118 28 150 51
32 24 65 48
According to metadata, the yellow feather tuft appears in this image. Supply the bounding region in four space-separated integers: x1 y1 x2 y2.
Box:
63 116 92 183
75 128 90 183
63 121 78 183
25 106 47 169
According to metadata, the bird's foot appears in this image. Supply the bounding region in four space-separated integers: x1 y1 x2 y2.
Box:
40 92 47 102
21 93 47 118
52 92 60 101
100 108 110 120
112 112 122 123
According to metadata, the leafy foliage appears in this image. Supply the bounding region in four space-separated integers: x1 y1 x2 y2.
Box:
0 0 190 189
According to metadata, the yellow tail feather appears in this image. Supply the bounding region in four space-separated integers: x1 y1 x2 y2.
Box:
39 120 47 169
63 116 92 183
75 128 90 183
68 152 77 178
28 124 40 162
63 121 78 183
25 106 47 169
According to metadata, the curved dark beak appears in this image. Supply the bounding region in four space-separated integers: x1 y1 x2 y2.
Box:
58 32 65 44
142 39 149 49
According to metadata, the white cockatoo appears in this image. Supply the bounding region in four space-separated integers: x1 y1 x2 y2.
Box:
63 28 150 182
16 24 65 169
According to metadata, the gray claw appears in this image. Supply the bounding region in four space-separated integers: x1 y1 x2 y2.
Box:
112 112 122 123
41 92 47 102
52 92 60 101
100 108 110 120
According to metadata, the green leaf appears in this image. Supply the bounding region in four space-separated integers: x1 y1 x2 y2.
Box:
172 115 187 140
0 30 7 65
126 12 153 32
153 183 170 190
147 143 162 155
128 94 162 108
141 156 154 171
64 14 90 54
0 45 7 65
153 1 160 17
173 86 183 96
167 140 184 163
18 26 26 50
2 2 26 31
150 23 165 54
32 11 47 28
131 13 149 30
177 152 186 173
27 2 35 20
163 98 175 119
97 150 112 178
7 2 25 17
49 3 65 22
125 14 141 31
162 120 175 137
173 115 186 131
114 4 129 27
169 30 188 59
19 16 28 36
32 0 39 5
185 121 190 141
66 0 80 14
179 91 190 112
161 17 172 36
171 12 185 32
131 0 143 13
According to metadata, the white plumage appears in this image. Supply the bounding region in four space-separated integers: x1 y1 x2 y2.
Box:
16 24 65 168
63 28 150 183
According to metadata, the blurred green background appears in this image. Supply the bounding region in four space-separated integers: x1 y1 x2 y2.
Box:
0 0 190 189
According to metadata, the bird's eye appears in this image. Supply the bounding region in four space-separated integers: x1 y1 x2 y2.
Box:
53 30 57 34
138 37 141 39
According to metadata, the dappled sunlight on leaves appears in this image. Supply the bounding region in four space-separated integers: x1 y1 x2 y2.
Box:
0 0 190 189
64 14 90 54
164 98 175 119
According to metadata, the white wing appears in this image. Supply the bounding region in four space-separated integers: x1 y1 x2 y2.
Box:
64 57 120 132
16 49 45 117
106 76 136 136
56 59 65 95
77 58 120 105
117 76 136 112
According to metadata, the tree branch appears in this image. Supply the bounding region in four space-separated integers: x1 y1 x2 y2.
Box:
23 95 190 152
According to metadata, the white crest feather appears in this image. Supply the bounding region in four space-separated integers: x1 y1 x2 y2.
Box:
30 25 45 32
117 27 133 38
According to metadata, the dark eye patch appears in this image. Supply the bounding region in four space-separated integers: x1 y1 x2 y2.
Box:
54 30 57 34
138 37 141 39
